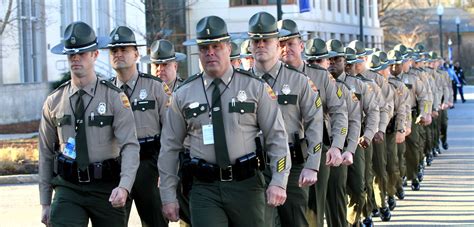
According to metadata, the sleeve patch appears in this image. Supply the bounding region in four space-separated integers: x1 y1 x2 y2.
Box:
120 93 131 109
336 86 343 98
341 127 347 135
315 96 322 108
308 79 318 92
277 157 286 172
313 143 322 154
266 85 277 100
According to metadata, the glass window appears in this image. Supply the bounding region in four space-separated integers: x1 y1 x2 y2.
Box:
346 0 350 14
355 0 358 15
328 0 331 11
368 0 372 17
230 0 296 6
337 0 341 12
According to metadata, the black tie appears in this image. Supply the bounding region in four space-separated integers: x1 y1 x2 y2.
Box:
120 84 130 98
74 89 89 171
211 79 231 168
262 73 274 86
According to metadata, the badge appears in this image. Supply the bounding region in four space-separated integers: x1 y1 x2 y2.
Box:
308 79 318 92
281 84 291 95
237 90 248 102
404 78 409 84
189 102 200 109
97 102 107 115
139 89 147 100
70 37 76 44
114 34 120 41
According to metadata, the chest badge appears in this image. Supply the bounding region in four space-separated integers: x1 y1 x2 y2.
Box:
97 102 107 115
281 84 291 95
139 89 147 100
237 90 248 102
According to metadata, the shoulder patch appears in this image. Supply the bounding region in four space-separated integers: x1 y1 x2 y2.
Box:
175 72 203 91
120 93 131 108
100 79 122 92
140 73 163 83
308 79 318 92
265 84 277 100
306 63 326 71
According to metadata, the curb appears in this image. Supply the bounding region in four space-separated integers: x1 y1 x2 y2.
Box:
0 174 38 185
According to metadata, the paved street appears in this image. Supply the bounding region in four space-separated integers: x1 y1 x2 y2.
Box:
0 87 473 226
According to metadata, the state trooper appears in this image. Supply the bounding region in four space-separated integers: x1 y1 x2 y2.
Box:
142 39 187 92
324 40 362 227
240 39 254 70
39 21 140 226
104 26 171 227
248 12 324 227
348 40 390 225
230 41 243 68
158 15 291 227
277 20 348 227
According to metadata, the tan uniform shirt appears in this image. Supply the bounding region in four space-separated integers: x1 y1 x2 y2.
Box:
388 75 409 131
113 72 169 139
360 69 391 133
435 69 451 105
410 67 433 114
168 76 185 92
334 73 361 154
38 76 140 205
401 69 431 117
253 61 324 171
299 63 348 150
440 70 454 103
341 74 380 141
158 67 291 204
423 67 440 111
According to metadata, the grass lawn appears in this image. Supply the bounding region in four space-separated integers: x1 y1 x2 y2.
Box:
0 138 38 175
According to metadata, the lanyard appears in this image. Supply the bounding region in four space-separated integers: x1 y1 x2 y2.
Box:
200 72 235 119
252 63 283 89
114 72 141 98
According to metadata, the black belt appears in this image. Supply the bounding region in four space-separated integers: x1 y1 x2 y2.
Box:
138 135 160 160
189 153 259 182
54 154 120 184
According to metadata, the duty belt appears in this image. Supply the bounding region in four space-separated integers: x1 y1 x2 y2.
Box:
54 153 120 184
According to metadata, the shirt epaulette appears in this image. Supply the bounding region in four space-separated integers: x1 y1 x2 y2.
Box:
100 79 122 92
234 68 264 82
335 78 351 90
306 63 326 71
140 72 163 83
50 80 71 95
175 72 203 91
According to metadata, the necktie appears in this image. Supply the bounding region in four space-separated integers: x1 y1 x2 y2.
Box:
120 84 130 98
262 73 274 86
211 79 231 168
74 89 90 171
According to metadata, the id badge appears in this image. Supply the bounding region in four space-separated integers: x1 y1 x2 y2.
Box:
202 124 214 145
63 137 76 159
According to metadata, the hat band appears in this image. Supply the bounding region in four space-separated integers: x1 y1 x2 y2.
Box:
63 42 97 54
196 35 230 45
150 56 176 63
248 31 279 38
107 42 138 47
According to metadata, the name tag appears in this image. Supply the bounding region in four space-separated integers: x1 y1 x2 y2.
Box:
63 137 76 159
202 124 214 145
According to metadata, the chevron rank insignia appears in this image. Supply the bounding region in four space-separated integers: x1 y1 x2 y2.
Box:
313 143 322 154
336 86 343 98
315 96 322 108
277 157 286 172
341 127 347 135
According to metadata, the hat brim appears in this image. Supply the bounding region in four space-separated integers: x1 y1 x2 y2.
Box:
230 54 241 60
356 49 373 57
379 63 389 71
183 34 232 46
140 52 186 64
346 58 364 64
279 31 309 41
246 28 291 40
102 42 147 49
240 53 253 58
369 65 383 71
304 51 338 60
51 36 109 55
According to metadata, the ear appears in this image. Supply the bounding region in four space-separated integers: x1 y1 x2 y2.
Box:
92 50 99 59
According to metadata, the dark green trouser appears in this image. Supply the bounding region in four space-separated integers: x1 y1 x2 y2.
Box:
50 184 127 227
385 132 399 197
440 109 448 145
125 157 167 227
372 135 388 209
263 167 280 227
406 118 421 181
325 164 348 227
307 145 329 227
395 141 406 190
189 172 266 227
422 124 432 157
347 145 366 225
177 185 192 226
277 163 309 227
363 144 374 217
432 115 440 149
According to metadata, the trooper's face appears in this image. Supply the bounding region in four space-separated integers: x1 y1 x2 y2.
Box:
67 50 98 78
198 41 232 77
241 57 254 70
345 63 355 75
279 37 304 66
328 56 345 77
402 60 410 72
390 63 403 76
230 59 242 69
152 61 178 83
109 46 139 70
354 56 367 74
250 38 280 63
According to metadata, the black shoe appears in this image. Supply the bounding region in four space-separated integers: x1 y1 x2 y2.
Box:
396 187 405 200
388 196 397 211
380 207 392 221
450 106 455 109
435 146 441 154
426 154 433 166
417 170 424 182
433 149 438 157
363 217 373 227
462 99 466 103
411 180 420 191
372 208 380 217
402 176 407 187
442 142 449 150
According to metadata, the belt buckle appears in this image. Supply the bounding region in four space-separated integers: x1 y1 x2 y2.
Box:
77 168 91 183
219 165 233 182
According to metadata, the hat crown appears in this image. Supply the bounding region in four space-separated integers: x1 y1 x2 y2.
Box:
108 26 137 45
230 41 241 57
374 51 388 63
278 19 299 35
249 12 278 34
196 16 229 40
326 39 344 54
305 38 328 56
394 44 407 55
63 21 96 48
387 50 403 62
414 43 426 53
368 54 381 68
150 39 176 60
348 40 366 55
344 47 357 60
429 51 438 59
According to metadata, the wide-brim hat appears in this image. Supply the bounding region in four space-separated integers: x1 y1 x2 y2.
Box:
247 12 291 40
348 40 372 57
141 39 186 64
368 55 383 71
277 19 308 41
103 26 146 48
304 38 336 60
326 39 346 57
239 39 253 58
51 21 108 55
230 41 241 59
345 47 364 64
183 16 231 46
